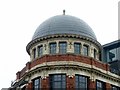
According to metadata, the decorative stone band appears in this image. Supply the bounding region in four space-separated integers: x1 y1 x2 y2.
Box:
26 34 101 55
16 54 120 84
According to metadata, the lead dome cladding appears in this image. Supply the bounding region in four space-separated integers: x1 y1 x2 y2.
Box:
32 15 97 40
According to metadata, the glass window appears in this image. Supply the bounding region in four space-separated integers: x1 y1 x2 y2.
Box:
111 85 120 90
96 80 105 90
49 42 57 54
94 49 97 59
83 45 88 56
59 42 67 54
50 74 66 90
108 48 119 62
33 78 41 90
74 43 81 54
38 45 43 57
33 48 36 59
75 75 88 90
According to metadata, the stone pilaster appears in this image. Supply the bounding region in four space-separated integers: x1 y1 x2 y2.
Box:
41 77 49 90
106 82 111 90
89 79 96 90
66 75 75 90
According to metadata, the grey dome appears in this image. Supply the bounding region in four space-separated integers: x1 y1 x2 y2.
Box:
32 15 97 40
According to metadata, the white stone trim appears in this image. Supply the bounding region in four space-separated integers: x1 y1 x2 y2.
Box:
28 61 120 80
29 38 100 61
25 60 120 87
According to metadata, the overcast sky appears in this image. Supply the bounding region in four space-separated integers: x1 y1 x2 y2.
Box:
0 0 119 89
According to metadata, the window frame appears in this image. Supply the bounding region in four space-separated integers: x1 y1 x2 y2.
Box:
38 45 43 57
33 77 41 90
111 85 120 90
96 80 105 90
75 74 88 90
83 45 89 56
33 48 36 59
49 74 66 90
108 48 118 62
94 49 97 59
74 42 81 54
59 42 67 54
49 42 57 54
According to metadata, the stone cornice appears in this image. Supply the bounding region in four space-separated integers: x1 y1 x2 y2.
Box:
26 34 101 55
16 54 120 84
18 61 120 85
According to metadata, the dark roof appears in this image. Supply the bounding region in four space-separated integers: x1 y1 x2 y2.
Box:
32 15 97 40
103 39 120 49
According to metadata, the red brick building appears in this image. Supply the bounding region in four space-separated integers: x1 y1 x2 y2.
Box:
10 12 120 90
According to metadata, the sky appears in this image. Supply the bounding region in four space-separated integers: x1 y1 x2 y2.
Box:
0 0 119 89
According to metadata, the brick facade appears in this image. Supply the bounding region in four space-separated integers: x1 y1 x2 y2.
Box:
106 83 111 90
89 80 96 90
14 54 120 90
26 81 33 90
41 77 49 90
66 76 75 90
10 14 120 90
23 76 112 90
17 54 110 79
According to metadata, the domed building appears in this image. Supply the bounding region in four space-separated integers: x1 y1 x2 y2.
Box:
10 12 120 90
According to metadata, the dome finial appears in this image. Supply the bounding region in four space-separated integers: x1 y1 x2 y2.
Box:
63 9 65 15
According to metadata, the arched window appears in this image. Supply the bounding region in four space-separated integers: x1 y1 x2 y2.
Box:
38 45 43 57
74 43 81 54
49 42 57 54
83 45 89 56
75 75 88 90
59 42 67 54
50 74 66 90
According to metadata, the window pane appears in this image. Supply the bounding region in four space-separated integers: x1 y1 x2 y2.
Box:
59 42 67 54
38 46 43 57
83 45 88 56
112 87 118 90
57 75 62 81
112 85 119 90
33 78 40 90
50 74 66 90
74 43 81 54
108 48 117 62
75 75 88 90
94 49 97 59
50 43 56 54
33 48 36 59
96 80 105 90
